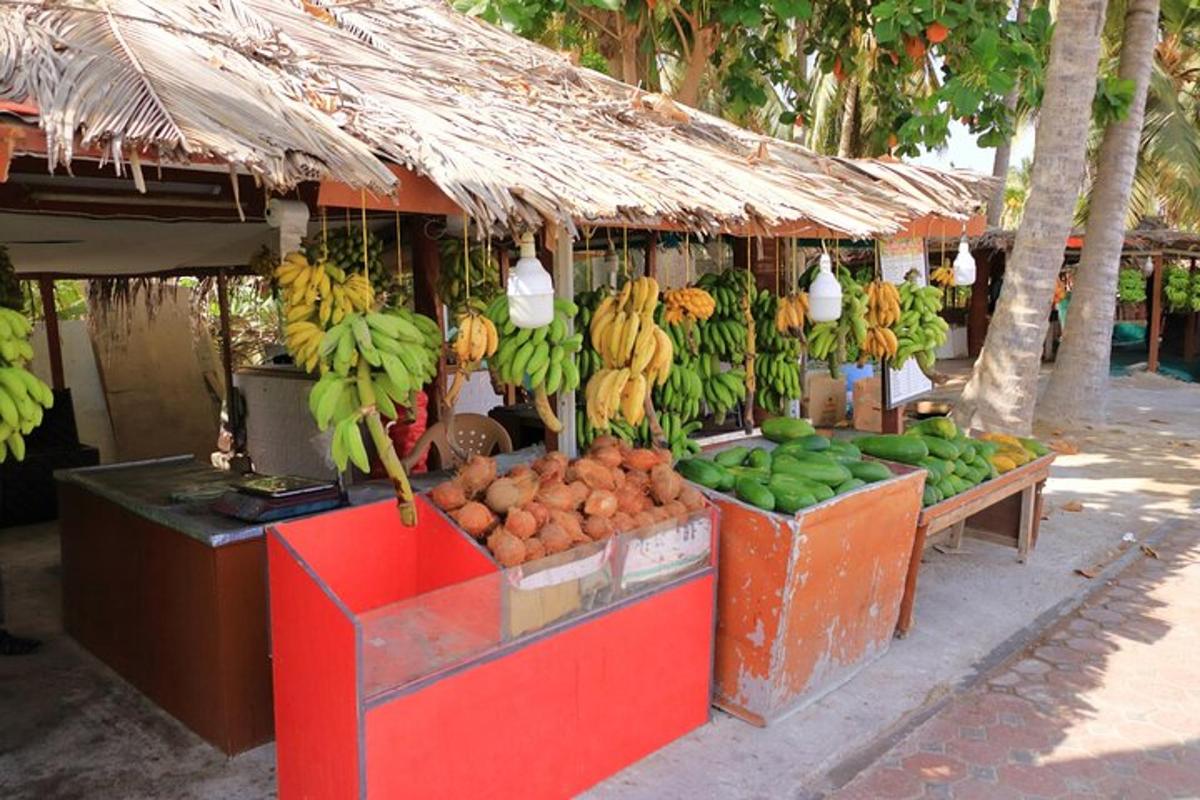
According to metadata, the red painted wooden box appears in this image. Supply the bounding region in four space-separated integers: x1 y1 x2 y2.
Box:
267 494 718 799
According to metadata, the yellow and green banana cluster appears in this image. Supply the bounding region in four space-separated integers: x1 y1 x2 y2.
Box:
0 307 54 463
750 288 803 414
892 281 948 373
487 296 583 433
573 288 608 385
584 277 673 431
277 250 376 372
305 308 440 473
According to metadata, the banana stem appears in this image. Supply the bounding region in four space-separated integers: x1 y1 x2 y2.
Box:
643 393 667 448
357 359 417 525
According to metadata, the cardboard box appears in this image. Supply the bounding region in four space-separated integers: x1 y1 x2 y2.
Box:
805 373 847 427
853 376 883 432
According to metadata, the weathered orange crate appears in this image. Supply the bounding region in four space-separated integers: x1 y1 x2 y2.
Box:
696 439 924 725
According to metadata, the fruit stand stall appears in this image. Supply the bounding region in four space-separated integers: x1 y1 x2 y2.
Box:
678 420 925 725
0 0 1001 795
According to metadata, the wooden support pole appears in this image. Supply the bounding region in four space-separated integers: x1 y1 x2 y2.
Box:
645 231 658 279
1187 258 1198 364
1148 251 1164 374
37 277 65 390
498 246 517 407
215 269 239 441
412 216 445 422
967 249 993 358
550 225 577 457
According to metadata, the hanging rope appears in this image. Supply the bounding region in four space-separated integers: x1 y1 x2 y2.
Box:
320 206 328 259
622 224 630 280
584 226 594 289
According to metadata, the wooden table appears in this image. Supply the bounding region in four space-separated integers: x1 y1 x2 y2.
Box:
895 453 1056 637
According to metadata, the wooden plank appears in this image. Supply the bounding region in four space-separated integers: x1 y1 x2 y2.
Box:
895 521 928 638
1148 252 1163 373
317 164 460 215
37 278 65 390
1016 485 1036 563
58 483 273 754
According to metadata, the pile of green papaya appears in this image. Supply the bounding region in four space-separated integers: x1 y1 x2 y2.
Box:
853 416 999 507
676 417 895 515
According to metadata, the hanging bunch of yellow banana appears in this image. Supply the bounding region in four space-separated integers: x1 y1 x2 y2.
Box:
775 292 809 336
584 276 673 431
862 279 902 362
275 251 376 372
662 286 716 325
446 310 499 406
931 264 956 287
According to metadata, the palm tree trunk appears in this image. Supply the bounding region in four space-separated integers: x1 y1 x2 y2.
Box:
837 78 859 157
986 0 1031 227
955 0 1107 435
1039 0 1161 426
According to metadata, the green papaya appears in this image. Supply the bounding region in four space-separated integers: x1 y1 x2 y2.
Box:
910 416 958 440
774 489 818 514
835 478 866 494
922 485 943 506
920 435 962 461
792 434 831 452
768 473 828 498
736 476 776 510
1019 437 1050 458
715 446 750 467
846 460 892 482
761 417 816 443
746 447 772 470
855 434 929 465
677 458 726 489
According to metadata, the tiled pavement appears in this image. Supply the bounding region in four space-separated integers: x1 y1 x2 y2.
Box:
832 523 1200 800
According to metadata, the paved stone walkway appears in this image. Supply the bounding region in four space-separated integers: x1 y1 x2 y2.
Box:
833 523 1200 800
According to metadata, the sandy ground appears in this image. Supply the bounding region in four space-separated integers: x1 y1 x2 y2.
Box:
0 366 1196 799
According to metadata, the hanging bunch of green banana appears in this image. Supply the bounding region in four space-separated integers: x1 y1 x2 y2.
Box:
1190 269 1200 312
891 279 949 375
309 308 440 474
694 270 751 363
803 271 868 378
485 296 583 433
697 353 747 424
1165 266 1190 312
750 287 804 414
573 287 608 384
439 235 502 313
0 306 55 463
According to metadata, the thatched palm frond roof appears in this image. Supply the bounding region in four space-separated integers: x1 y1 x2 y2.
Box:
0 0 992 237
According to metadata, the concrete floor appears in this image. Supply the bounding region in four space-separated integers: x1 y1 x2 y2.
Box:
1 369 1197 799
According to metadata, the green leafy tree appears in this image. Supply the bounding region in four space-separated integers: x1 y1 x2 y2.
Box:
457 0 1051 156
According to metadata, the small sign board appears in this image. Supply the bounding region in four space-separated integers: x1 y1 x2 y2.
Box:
880 238 933 409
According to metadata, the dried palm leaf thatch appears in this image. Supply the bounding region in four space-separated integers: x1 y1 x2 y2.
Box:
1 0 992 239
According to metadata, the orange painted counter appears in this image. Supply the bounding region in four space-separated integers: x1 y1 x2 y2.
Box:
697 441 925 726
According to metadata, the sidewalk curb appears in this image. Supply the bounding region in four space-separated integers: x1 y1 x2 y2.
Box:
815 517 1185 797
